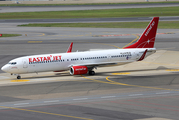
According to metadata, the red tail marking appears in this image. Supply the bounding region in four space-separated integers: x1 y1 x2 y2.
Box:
124 17 159 49
138 49 148 61
67 42 73 53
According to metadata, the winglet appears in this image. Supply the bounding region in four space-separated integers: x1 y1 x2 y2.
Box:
67 42 73 53
124 17 159 49
138 49 148 61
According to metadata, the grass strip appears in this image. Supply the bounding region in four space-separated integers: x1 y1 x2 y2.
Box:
18 21 179 29
0 34 21 37
0 6 179 19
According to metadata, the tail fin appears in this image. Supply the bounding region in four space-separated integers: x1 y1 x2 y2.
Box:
124 17 159 49
66 42 73 53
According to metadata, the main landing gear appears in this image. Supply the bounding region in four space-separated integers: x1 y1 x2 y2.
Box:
89 71 95 75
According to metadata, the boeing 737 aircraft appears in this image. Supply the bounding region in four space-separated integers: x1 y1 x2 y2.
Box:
1 17 159 79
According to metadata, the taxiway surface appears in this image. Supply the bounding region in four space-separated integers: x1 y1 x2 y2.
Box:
0 2 179 117
0 24 179 119
1 16 179 24
0 3 179 13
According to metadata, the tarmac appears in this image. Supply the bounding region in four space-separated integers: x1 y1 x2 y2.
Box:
0 25 179 119
0 3 179 120
0 0 179 4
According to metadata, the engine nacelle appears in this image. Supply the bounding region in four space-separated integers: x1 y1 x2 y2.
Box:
70 66 88 75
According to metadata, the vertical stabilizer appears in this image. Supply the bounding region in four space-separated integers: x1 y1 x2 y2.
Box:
124 17 159 49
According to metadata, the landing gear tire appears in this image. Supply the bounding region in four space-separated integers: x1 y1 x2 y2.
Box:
89 71 95 75
17 75 21 79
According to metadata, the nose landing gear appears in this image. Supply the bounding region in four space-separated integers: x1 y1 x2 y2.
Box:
17 75 21 79
11 73 21 79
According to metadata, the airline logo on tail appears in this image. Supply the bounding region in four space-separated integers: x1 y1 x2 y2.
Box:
124 17 159 49
145 21 155 36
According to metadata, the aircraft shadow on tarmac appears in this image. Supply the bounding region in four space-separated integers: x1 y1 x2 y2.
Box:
17 66 178 86
14 71 179 89
16 67 166 79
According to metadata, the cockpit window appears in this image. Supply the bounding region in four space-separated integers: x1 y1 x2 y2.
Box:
8 62 17 65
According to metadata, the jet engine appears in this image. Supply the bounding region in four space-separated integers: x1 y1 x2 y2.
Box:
70 66 88 75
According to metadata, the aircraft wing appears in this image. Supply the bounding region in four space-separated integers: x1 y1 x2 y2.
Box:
69 61 132 68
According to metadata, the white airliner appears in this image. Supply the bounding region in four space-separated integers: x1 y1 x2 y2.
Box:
1 17 159 79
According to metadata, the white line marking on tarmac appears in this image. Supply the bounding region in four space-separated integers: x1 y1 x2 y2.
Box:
156 92 170 94
129 94 143 96
44 100 59 103
73 98 88 101
101 96 116 98
14 103 29 106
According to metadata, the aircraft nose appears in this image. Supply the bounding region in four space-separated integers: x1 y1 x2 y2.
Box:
1 65 9 72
